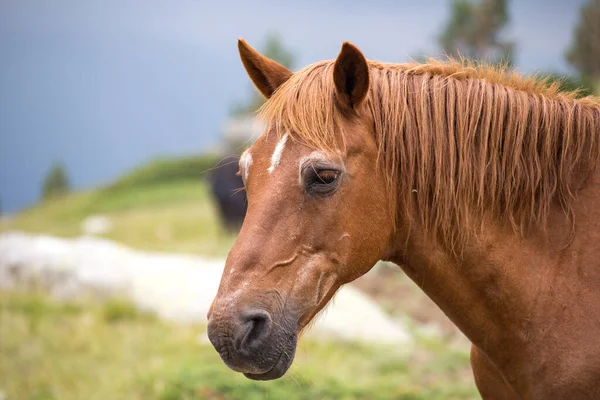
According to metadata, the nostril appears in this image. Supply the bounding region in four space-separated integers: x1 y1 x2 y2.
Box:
239 309 272 352
245 315 268 344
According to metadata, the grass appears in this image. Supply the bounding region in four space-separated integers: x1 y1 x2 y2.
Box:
0 291 479 400
107 154 221 191
1 180 238 257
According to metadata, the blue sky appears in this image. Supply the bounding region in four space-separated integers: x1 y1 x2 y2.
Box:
0 0 586 212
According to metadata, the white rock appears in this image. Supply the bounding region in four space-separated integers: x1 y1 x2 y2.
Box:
81 215 112 236
0 232 412 346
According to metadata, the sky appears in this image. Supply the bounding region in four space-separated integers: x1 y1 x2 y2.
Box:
0 0 587 213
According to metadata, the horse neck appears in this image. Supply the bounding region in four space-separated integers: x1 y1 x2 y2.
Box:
383 171 600 372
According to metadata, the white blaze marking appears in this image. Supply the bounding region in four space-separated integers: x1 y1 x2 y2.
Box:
239 150 252 181
267 133 288 173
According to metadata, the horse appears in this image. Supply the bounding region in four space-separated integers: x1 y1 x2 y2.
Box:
207 39 600 399
207 155 247 232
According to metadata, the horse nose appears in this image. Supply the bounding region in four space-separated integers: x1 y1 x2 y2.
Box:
236 309 273 353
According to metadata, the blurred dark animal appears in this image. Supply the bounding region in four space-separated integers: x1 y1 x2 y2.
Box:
207 156 247 232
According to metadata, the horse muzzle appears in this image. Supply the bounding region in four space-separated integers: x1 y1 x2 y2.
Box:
206 306 298 380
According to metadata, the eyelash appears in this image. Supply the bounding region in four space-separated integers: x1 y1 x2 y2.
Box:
303 166 342 197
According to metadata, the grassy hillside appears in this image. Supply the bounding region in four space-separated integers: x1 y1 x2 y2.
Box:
107 153 221 191
0 291 478 400
1 154 237 257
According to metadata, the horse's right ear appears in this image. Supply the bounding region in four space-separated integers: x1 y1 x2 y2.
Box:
333 42 370 111
238 39 293 99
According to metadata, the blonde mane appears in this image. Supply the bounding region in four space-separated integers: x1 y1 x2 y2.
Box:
258 58 600 249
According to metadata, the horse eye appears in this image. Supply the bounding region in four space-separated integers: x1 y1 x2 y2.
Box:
304 167 342 197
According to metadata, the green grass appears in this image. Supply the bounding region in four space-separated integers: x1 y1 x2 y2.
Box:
107 154 221 192
0 291 479 400
1 179 238 257
1 150 240 257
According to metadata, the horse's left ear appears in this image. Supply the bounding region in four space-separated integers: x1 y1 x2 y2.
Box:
238 38 293 99
333 42 370 110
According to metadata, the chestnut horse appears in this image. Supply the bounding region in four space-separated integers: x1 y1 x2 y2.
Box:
207 39 600 399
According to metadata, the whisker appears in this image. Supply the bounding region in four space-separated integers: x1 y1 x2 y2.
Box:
230 187 246 197
200 156 243 175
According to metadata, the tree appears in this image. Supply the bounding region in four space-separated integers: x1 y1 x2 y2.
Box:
231 32 296 116
42 162 70 200
438 0 515 66
566 0 600 92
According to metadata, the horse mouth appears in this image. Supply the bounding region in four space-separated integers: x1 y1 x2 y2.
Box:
243 350 293 381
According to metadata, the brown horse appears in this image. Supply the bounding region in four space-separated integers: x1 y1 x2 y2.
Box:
207 39 600 399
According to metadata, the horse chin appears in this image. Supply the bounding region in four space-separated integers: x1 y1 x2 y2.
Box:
243 344 296 381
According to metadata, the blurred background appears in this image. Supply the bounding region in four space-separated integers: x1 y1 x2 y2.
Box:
1 1 598 399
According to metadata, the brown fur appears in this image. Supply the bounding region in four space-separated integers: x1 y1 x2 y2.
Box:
259 57 600 251
207 40 600 398
238 39 293 98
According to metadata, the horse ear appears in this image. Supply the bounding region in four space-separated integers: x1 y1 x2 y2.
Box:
238 38 293 99
333 42 370 110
